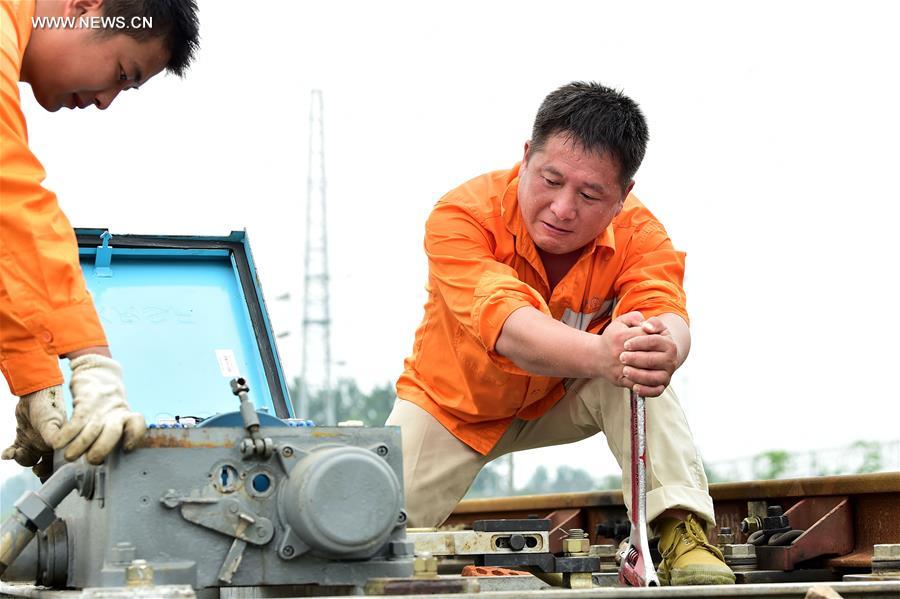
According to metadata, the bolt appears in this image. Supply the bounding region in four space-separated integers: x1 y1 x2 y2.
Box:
111 542 136 564
397 510 407 524
718 526 736 546
413 552 438 578
389 540 414 558
763 505 790 532
375 445 389 457
125 559 154 587
281 446 294 458
241 439 256 455
723 544 756 558
563 529 590 556
740 516 762 535
589 544 617 558
257 526 267 538
282 545 294 557
723 543 757 572
508 534 526 551
873 544 900 560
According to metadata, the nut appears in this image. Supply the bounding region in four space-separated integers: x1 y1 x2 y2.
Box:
413 552 438 578
589 544 617 558
873 544 900 560
562 537 590 555
125 559 154 587
14 492 56 531
110 542 136 564
740 516 762 535
717 527 736 546
389 540 414 558
723 544 756 558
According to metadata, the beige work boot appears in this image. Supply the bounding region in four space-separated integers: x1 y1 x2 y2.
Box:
655 514 736 586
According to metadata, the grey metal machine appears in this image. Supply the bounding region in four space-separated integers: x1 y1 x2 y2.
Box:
1 378 414 594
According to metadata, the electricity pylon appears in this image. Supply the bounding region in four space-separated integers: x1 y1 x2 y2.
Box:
299 89 334 424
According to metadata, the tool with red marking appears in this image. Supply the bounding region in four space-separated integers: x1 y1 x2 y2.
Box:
618 390 660 587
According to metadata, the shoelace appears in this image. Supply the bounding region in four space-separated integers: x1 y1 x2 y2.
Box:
661 515 726 563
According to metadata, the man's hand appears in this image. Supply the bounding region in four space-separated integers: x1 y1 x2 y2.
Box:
596 311 648 386
51 354 146 465
1 385 67 478
617 316 682 397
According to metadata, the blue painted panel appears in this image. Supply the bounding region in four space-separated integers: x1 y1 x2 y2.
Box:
61 251 275 425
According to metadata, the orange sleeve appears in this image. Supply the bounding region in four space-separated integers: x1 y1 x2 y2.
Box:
425 200 552 372
612 218 689 324
0 2 107 394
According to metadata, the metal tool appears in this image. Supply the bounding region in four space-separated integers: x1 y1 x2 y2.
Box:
618 390 659 587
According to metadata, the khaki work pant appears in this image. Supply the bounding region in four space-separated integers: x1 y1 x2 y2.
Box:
386 378 715 529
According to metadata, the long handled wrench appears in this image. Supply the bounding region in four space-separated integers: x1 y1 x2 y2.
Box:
618 390 660 587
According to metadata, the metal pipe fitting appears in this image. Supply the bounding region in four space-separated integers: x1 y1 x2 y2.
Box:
0 460 90 577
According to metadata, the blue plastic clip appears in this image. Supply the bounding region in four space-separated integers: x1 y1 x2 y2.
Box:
94 231 113 277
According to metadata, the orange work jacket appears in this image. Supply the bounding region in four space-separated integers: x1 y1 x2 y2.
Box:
396 164 688 455
0 0 107 396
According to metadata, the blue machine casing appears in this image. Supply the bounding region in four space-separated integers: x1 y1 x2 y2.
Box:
69 229 294 422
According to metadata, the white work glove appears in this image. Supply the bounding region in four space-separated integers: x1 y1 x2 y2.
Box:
1 385 66 479
52 354 146 464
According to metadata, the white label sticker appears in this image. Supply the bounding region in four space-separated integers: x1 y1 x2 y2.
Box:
215 349 241 377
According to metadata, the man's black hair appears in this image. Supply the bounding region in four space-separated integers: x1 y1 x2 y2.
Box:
531 82 648 186
99 0 200 77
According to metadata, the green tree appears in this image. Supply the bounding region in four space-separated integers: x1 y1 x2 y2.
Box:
553 465 596 492
752 450 792 479
520 465 552 494
465 461 505 499
518 465 601 495
596 473 621 491
704 461 722 484
852 440 883 474
288 376 395 426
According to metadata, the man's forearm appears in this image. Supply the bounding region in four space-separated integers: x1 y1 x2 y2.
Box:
497 308 690 391
495 307 607 378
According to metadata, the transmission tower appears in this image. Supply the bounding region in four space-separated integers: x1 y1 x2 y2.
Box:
299 89 334 424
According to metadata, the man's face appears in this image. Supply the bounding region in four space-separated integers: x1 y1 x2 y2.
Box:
22 0 169 112
517 133 634 255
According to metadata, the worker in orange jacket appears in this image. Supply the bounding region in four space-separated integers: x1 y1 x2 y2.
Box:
0 0 200 477
390 82 735 585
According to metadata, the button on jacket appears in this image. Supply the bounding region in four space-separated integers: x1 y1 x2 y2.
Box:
396 164 688 455
1 0 107 395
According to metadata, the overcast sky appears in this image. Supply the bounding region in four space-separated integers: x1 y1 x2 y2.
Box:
2 0 899 487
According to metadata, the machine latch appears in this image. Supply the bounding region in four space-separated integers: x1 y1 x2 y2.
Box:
94 231 113 277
